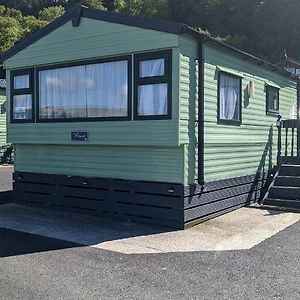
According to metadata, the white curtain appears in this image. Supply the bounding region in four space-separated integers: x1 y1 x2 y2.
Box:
138 83 168 116
137 59 168 116
219 74 240 121
86 60 128 117
13 94 32 119
39 66 86 119
14 75 29 89
39 61 128 119
140 58 164 77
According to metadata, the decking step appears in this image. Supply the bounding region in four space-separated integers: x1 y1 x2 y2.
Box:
275 176 300 188
264 198 300 210
268 186 300 200
279 165 300 176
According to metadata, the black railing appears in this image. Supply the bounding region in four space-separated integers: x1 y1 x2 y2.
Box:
277 119 300 165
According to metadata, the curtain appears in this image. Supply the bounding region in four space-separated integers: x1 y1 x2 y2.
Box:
39 61 128 119
138 83 167 116
39 65 87 119
14 75 29 89
140 58 164 77
219 74 240 121
13 94 32 119
86 60 128 117
137 59 167 116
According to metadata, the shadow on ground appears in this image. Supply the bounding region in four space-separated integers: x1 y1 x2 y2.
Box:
0 228 82 258
0 203 173 257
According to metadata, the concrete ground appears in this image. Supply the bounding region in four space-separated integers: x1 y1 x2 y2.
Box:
0 211 299 299
0 204 299 254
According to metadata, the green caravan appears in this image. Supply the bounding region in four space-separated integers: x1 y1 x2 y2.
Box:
1 5 299 228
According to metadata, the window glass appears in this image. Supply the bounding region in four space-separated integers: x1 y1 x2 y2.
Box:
14 74 30 89
13 94 32 120
135 51 171 119
38 60 128 120
140 59 164 77
267 86 279 113
219 73 241 122
11 70 33 122
137 83 167 116
86 61 128 118
39 65 87 119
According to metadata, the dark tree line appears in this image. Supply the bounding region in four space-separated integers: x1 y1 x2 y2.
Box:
0 0 300 63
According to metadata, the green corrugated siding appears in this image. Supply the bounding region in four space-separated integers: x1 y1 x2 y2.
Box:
5 18 184 184
4 18 179 69
179 35 297 184
204 45 296 182
15 144 185 183
0 89 6 146
178 36 198 185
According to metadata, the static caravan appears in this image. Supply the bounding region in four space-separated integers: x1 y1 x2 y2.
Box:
0 79 6 147
1 6 299 228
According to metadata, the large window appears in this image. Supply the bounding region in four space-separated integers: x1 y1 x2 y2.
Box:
10 70 34 122
218 72 242 125
134 50 172 120
266 85 279 115
37 57 130 121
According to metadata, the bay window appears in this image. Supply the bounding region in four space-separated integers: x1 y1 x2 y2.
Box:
134 50 172 120
37 57 130 121
11 69 34 122
11 51 174 124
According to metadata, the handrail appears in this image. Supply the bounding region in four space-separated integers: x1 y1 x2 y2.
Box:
277 118 300 165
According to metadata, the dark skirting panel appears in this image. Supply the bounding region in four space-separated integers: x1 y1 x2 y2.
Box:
13 172 184 229
184 172 270 228
13 171 270 229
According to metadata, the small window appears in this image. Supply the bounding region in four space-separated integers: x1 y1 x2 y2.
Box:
134 50 172 120
218 72 242 124
10 69 34 122
266 85 279 115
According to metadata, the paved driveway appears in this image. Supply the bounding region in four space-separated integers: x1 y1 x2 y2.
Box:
0 203 299 300
0 221 299 300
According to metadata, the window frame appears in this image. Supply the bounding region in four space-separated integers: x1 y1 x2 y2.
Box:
36 55 132 123
266 85 280 116
133 50 172 120
10 69 34 123
217 71 242 126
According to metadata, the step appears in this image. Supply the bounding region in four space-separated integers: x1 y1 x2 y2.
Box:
264 198 300 210
275 176 300 188
280 165 300 177
268 186 300 200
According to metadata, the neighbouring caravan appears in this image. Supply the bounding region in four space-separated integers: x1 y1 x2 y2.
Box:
0 78 6 147
1 5 299 228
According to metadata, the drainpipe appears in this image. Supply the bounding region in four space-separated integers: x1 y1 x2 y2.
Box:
297 81 300 120
197 37 205 186
297 82 300 156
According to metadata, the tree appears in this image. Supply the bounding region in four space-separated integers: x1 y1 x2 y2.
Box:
0 4 63 53
0 0 300 62
115 0 168 18
39 5 65 22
